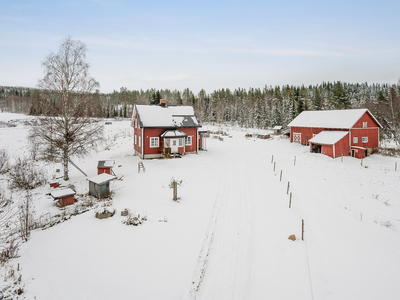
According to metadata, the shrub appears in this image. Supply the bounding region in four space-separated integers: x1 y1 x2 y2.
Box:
8 157 46 190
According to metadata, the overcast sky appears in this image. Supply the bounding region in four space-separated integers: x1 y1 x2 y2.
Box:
1 0 399 94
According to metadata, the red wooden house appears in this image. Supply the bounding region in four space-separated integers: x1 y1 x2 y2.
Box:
131 100 202 159
50 188 76 206
287 109 382 159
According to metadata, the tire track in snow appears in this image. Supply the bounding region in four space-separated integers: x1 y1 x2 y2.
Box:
189 159 254 300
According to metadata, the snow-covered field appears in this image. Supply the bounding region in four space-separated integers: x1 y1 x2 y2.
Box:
1 112 400 300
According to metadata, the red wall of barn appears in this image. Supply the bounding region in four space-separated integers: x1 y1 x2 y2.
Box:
350 111 380 149
290 127 347 145
336 135 349 157
180 127 198 153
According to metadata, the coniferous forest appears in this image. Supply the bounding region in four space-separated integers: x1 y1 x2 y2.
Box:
1 81 399 144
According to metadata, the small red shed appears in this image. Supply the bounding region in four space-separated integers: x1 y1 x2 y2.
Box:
97 160 115 175
50 188 76 206
288 109 382 159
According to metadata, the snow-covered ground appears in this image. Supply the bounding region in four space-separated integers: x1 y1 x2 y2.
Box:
1 112 400 300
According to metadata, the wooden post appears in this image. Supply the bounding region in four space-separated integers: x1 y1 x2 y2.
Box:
287 181 290 194
289 192 292 208
271 155 274 163
361 159 363 167
173 181 178 201
273 162 276 171
301 219 304 241
280 170 282 181
294 156 296 166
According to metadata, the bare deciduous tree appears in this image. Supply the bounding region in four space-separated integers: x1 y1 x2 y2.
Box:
30 36 103 180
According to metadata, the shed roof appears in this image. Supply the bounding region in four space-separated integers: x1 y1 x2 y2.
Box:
287 109 382 129
273 126 283 130
88 173 117 185
97 160 114 168
308 131 349 145
160 129 187 138
51 188 76 199
133 105 201 128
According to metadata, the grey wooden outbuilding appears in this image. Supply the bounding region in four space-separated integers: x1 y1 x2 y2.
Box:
88 173 117 198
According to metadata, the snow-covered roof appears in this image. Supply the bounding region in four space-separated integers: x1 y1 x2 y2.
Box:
134 105 201 128
287 109 382 129
308 131 349 145
51 188 75 199
88 173 117 185
273 126 282 130
160 129 187 138
97 160 114 168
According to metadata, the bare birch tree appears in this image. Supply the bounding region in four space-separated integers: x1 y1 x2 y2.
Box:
30 36 103 180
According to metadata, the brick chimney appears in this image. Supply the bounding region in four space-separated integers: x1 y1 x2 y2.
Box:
160 99 166 107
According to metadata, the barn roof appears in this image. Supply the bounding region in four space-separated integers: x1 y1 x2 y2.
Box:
133 104 201 128
287 109 382 129
97 160 114 168
308 131 349 145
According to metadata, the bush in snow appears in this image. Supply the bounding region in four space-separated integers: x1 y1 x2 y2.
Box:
122 212 147 226
8 157 47 190
0 148 9 174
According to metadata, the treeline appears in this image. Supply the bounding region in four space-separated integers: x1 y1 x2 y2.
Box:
1 82 399 142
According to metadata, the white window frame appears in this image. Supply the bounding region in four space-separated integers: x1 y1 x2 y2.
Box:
353 137 358 143
139 136 141 147
179 138 183 147
363 122 367 128
362 137 368 143
185 136 192 146
135 135 137 145
150 137 159 148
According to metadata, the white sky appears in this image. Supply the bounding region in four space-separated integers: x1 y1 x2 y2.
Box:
1 0 399 94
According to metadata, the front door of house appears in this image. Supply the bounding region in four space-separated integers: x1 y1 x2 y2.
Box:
170 139 179 153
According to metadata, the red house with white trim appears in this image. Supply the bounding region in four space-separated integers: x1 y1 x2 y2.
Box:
131 100 202 159
287 109 382 159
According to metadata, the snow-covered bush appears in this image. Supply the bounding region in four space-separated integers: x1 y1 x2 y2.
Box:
8 157 46 190
0 149 9 174
122 212 147 226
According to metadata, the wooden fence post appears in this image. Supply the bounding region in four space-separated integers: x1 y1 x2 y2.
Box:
289 192 292 208
287 181 290 194
280 170 282 181
271 155 274 163
301 219 305 241
274 162 276 172
173 181 178 201
294 156 296 166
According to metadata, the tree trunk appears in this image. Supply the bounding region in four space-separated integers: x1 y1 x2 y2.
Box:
63 150 69 180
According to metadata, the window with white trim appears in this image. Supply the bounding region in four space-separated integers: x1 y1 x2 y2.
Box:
363 122 367 128
150 137 159 148
353 137 358 143
185 136 192 145
362 137 368 143
139 136 141 147
135 135 137 145
179 138 183 147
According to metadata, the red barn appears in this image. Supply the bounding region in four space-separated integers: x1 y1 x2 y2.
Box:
131 100 202 159
287 109 382 159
